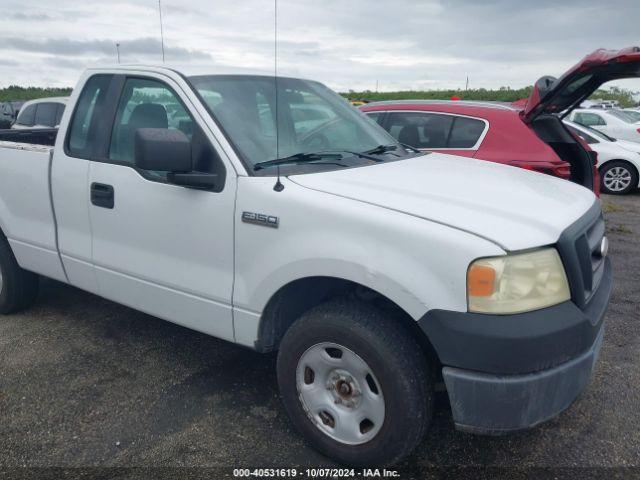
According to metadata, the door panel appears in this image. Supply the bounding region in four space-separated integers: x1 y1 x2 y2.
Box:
89 162 236 340
87 74 236 341
52 153 99 293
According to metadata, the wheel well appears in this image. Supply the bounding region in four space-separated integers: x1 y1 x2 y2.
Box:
255 276 440 366
600 159 639 176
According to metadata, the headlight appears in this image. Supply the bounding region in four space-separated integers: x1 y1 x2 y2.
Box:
467 248 570 314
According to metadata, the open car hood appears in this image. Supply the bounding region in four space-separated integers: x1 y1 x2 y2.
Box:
522 47 640 123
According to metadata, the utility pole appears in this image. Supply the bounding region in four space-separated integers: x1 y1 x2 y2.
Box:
375 79 379 92
116 43 120 64
465 76 469 91
158 0 165 62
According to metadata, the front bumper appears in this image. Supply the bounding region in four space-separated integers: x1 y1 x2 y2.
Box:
444 326 603 434
418 257 612 433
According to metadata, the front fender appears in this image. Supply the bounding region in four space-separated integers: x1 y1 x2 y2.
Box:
233 177 504 320
241 258 439 321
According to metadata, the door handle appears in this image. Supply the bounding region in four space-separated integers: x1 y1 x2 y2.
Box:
91 182 114 209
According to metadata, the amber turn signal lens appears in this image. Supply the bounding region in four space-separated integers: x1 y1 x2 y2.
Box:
468 265 496 297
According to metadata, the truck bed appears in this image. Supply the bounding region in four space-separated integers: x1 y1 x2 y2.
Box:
0 128 57 147
0 140 65 282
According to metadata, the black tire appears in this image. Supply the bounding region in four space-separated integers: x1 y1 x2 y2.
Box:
0 234 39 314
277 299 433 467
600 160 639 195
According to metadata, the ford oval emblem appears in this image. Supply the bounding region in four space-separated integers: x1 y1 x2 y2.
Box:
600 237 609 258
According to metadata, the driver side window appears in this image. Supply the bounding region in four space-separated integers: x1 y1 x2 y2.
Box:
109 77 222 182
109 78 194 164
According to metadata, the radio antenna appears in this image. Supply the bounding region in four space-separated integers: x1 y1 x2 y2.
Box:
273 0 284 192
158 0 166 63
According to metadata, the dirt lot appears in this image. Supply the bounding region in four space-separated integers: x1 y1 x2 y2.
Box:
1 193 639 479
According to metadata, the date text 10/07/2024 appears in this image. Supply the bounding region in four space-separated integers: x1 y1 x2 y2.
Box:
233 468 401 478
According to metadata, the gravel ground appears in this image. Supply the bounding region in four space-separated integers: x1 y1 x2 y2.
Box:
0 193 639 479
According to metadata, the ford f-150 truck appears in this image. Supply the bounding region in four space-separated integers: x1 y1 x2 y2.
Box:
0 47 636 465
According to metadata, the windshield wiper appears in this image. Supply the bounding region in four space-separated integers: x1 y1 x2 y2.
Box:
400 143 422 154
253 152 344 171
253 150 383 171
365 143 423 156
364 144 399 155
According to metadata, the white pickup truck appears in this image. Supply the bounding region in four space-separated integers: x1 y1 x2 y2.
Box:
0 47 636 466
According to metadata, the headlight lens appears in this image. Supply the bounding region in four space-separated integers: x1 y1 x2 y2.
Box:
467 248 570 314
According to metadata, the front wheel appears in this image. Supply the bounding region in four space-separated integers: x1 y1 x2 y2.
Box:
277 300 433 466
600 161 639 195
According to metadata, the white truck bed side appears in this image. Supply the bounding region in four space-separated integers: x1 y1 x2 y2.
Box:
0 142 67 281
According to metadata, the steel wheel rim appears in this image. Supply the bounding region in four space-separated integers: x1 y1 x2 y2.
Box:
296 342 385 445
604 166 632 192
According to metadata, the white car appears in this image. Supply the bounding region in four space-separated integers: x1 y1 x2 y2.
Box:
569 108 640 143
11 97 68 130
564 120 640 194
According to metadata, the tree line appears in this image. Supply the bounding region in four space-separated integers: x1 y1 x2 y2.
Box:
0 86 73 102
1 84 636 108
341 86 638 107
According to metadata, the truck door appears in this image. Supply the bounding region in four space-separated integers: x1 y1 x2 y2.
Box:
85 74 235 341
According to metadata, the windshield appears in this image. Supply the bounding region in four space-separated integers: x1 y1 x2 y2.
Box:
189 75 406 173
609 109 638 123
624 110 640 123
579 122 617 142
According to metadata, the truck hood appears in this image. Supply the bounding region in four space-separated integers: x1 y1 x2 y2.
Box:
290 154 596 251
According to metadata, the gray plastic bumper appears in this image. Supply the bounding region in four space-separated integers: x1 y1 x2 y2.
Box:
443 326 604 434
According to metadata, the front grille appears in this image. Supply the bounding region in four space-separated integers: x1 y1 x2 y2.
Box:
556 202 605 310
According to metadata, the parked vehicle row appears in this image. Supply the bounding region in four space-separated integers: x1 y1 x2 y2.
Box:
0 100 24 128
569 108 640 143
564 120 640 194
360 90 640 196
0 97 68 130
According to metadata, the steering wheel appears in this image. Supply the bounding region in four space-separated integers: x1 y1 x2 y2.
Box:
302 131 330 151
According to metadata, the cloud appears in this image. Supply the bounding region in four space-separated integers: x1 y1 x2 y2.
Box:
9 12 54 21
0 0 637 92
0 37 212 62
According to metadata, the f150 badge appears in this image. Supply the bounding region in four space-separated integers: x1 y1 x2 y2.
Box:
242 211 279 228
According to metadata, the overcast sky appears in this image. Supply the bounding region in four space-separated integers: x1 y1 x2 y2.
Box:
0 0 638 93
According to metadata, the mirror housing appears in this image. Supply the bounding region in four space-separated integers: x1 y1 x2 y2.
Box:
134 128 192 172
134 128 218 190
168 172 219 190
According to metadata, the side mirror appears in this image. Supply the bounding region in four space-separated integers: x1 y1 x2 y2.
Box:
134 128 218 190
134 128 192 172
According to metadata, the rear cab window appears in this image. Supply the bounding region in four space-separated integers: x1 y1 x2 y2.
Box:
55 104 65 126
34 103 58 127
16 104 36 127
67 74 114 157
